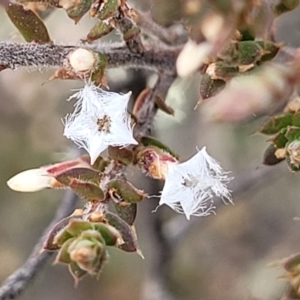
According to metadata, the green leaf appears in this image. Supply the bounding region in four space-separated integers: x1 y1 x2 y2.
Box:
237 41 263 65
292 112 300 127
6 3 51 43
66 0 92 23
257 41 281 62
86 20 114 42
108 146 134 165
258 114 293 135
66 219 94 236
285 126 300 141
55 238 75 264
199 74 226 100
98 0 119 20
44 215 82 250
68 179 105 202
114 203 137 225
270 129 288 148
69 261 87 285
105 212 138 252
108 179 146 204
93 223 120 246
55 168 101 185
140 136 179 159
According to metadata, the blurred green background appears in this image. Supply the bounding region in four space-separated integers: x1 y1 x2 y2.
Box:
1 2 300 300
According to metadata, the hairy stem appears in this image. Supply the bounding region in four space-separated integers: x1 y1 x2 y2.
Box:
0 190 78 300
0 42 178 74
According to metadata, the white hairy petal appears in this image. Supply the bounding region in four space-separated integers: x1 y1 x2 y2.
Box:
160 147 232 219
63 82 138 164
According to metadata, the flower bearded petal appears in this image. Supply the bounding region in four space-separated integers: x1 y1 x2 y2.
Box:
159 147 232 220
63 82 138 164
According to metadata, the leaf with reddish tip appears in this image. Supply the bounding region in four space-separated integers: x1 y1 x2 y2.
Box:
68 178 105 202
105 212 139 252
114 202 137 225
6 3 51 43
258 114 293 135
108 146 133 165
44 215 82 250
154 95 174 115
55 168 101 185
108 179 146 204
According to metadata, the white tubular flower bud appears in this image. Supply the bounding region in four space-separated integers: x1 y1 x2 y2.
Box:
7 169 58 192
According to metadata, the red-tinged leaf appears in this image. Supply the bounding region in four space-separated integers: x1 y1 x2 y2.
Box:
6 3 51 43
154 94 174 115
108 179 146 204
44 215 82 250
68 178 105 201
55 168 101 185
114 202 137 225
108 146 133 165
105 212 138 252
258 113 293 135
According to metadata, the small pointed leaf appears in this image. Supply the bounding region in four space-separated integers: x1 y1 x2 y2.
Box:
68 178 105 201
140 136 179 159
69 261 87 285
108 146 133 165
114 202 137 225
55 238 75 264
55 168 101 185
270 129 288 148
259 114 293 135
98 0 119 20
86 20 114 42
6 3 51 43
285 126 300 142
108 179 146 204
105 212 138 252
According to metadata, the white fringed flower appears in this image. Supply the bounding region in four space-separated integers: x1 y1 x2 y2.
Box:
160 147 232 220
64 82 138 164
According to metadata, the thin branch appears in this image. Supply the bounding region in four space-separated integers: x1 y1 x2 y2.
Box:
0 190 78 300
0 42 179 74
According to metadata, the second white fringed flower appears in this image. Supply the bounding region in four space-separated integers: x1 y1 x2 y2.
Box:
64 82 138 164
160 147 232 220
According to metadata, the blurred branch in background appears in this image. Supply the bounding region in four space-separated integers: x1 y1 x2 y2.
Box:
0 190 78 300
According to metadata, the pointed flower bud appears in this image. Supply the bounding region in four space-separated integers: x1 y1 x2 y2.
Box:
7 168 60 192
7 156 92 193
159 147 233 220
63 81 138 164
